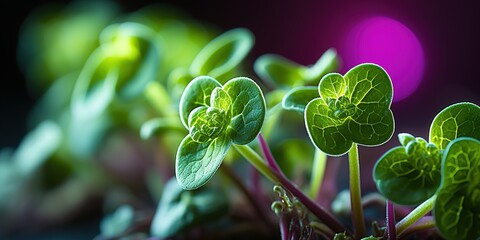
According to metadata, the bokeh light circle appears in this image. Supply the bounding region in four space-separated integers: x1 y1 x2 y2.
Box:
343 16 425 102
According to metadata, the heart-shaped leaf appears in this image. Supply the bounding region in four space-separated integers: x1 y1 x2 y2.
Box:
434 137 480 240
305 63 394 156
190 28 254 81
373 134 441 205
429 102 480 150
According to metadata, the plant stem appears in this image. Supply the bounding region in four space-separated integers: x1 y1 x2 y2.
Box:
233 144 280 185
397 216 435 239
234 142 350 235
308 148 327 199
386 200 396 240
396 195 436 235
348 143 366 238
258 135 282 174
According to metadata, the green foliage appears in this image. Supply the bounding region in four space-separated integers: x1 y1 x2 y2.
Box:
429 102 480 150
254 48 338 88
150 178 228 238
305 63 394 156
100 205 135 238
71 22 161 117
176 76 266 190
190 28 254 80
434 137 480 240
373 134 441 205
282 86 319 113
374 102 480 205
168 28 254 101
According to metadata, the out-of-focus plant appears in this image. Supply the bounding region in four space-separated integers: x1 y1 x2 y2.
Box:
4 0 479 239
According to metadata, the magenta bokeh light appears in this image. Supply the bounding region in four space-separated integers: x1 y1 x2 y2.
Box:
343 16 425 102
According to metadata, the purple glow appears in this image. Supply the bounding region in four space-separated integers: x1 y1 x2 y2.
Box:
343 16 425 102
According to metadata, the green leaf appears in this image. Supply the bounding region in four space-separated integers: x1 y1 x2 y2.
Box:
254 54 307 87
101 23 160 100
429 102 480 150
100 205 135 238
305 63 394 156
223 77 266 144
305 98 351 156
176 134 231 190
179 76 221 128
254 48 339 88
343 63 393 106
140 117 186 139
304 48 339 83
150 178 228 238
190 28 254 81
373 135 442 205
13 121 62 176
282 86 319 113
167 67 194 102
434 137 480 240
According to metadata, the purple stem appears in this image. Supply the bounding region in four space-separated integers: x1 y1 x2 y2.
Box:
386 200 397 240
257 135 351 235
258 134 283 175
279 213 291 240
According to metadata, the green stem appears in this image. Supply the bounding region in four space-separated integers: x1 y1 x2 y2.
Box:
398 216 435 240
308 148 327 199
348 143 366 239
396 195 436 235
233 144 280 185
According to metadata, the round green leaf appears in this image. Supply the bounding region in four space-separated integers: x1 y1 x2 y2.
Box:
344 63 393 106
282 86 319 113
176 134 231 190
305 98 351 156
429 102 480 150
223 77 266 144
254 54 307 88
179 76 221 128
373 136 442 205
434 137 480 240
190 28 254 81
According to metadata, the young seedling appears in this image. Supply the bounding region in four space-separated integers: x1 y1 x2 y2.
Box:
303 63 394 238
374 102 480 239
175 76 266 190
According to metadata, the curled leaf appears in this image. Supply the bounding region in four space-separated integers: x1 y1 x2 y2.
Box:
190 28 254 81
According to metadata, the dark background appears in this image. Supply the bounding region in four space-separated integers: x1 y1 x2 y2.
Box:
1 0 479 238
3 0 479 149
